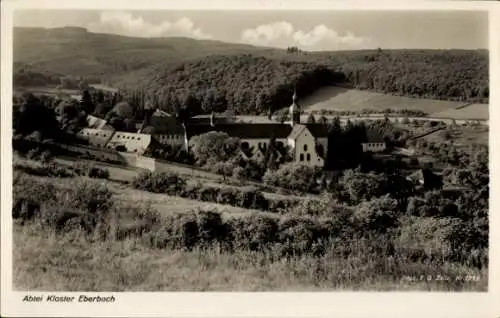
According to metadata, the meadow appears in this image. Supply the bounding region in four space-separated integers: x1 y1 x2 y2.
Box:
300 87 469 115
432 104 489 120
12 155 488 292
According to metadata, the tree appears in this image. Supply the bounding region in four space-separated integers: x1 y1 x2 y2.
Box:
318 116 328 125
263 163 317 193
190 132 240 166
340 169 388 204
15 93 60 139
352 195 399 233
80 89 94 114
306 114 316 123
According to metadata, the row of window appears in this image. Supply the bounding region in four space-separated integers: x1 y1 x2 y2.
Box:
82 131 111 138
364 143 384 147
115 135 142 141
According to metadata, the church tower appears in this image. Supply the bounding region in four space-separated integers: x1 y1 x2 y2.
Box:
289 87 300 126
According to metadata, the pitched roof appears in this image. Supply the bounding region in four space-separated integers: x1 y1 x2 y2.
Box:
305 124 329 138
86 115 109 130
186 123 293 139
141 114 184 135
364 127 387 143
288 124 307 140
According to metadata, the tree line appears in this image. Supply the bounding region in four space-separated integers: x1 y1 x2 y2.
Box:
119 50 487 118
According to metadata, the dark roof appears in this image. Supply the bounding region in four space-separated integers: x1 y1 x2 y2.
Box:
364 127 386 143
141 115 184 135
305 124 330 138
186 123 293 139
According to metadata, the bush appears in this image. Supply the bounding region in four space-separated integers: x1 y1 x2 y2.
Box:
263 163 317 193
12 197 41 223
132 171 186 195
277 216 326 257
395 216 485 265
351 196 399 234
39 150 53 163
26 148 40 160
88 166 110 179
147 209 231 250
228 213 279 251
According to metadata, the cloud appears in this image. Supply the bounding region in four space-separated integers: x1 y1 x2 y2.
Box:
240 21 374 51
87 11 213 39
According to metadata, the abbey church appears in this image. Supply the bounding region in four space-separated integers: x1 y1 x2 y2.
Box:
78 90 387 168
140 90 330 167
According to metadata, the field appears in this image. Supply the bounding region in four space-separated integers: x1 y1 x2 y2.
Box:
431 104 489 120
301 86 469 115
14 224 486 291
15 86 81 100
12 152 488 292
419 125 489 148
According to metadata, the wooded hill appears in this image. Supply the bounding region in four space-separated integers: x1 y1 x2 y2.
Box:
14 27 489 116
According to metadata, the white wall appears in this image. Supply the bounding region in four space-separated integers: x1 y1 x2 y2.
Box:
154 134 184 146
362 142 386 152
77 128 114 148
106 132 152 154
292 128 324 167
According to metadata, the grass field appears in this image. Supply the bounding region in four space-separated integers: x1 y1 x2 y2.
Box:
12 156 488 291
13 223 487 292
420 126 489 148
432 104 489 120
301 86 468 115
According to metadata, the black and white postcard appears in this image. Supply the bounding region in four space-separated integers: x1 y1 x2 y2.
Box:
1 0 499 317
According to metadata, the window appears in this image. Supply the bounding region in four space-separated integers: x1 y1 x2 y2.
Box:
304 144 308 151
300 154 304 161
306 154 311 161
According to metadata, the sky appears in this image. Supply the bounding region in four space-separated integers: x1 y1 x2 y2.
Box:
13 10 489 51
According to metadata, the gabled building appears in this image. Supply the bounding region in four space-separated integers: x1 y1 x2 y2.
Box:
105 131 152 155
139 109 185 147
362 129 387 153
77 128 115 148
184 90 329 167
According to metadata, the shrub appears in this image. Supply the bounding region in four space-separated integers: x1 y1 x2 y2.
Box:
57 179 113 219
114 204 162 241
26 148 40 160
216 187 238 205
12 197 41 223
39 150 53 163
88 166 110 179
351 196 399 234
263 163 317 193
132 171 186 195
277 216 326 257
396 216 468 262
195 209 231 246
237 186 267 210
228 213 279 251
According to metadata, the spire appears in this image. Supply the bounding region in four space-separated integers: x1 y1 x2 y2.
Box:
292 85 298 105
289 85 300 126
210 111 215 127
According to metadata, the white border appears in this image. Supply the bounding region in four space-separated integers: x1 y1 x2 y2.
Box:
1 1 499 317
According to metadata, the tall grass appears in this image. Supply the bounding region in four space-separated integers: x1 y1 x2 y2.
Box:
12 171 488 291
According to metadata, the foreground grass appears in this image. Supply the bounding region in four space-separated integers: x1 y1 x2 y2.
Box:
13 225 487 292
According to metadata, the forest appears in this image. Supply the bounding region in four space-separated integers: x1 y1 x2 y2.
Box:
122 50 488 117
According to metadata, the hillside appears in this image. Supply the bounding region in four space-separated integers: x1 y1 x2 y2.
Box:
14 27 489 116
13 27 282 83
300 86 473 115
